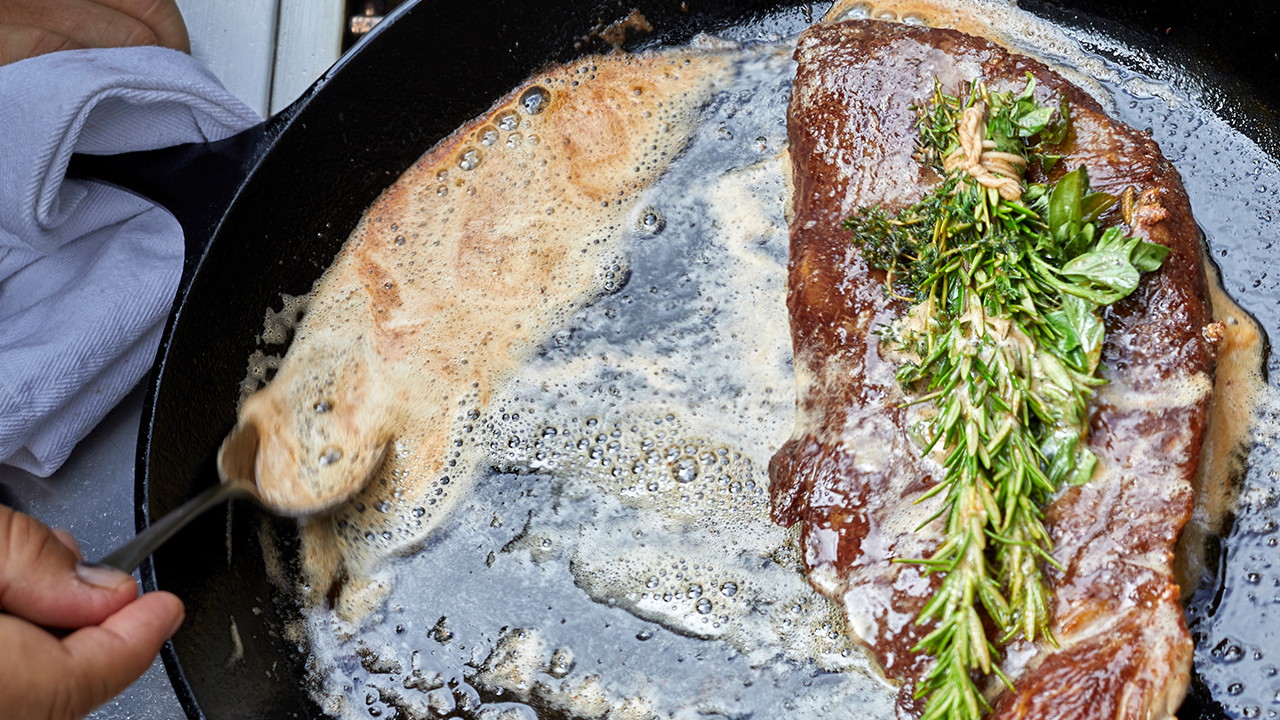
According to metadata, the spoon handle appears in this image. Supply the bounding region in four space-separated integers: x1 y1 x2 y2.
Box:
98 481 249 572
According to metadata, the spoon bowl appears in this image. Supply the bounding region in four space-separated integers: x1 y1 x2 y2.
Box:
97 427 385 572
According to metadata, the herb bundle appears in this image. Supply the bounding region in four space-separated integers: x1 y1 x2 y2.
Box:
843 78 1169 720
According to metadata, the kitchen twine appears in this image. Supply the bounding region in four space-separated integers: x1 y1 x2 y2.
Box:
943 102 1027 201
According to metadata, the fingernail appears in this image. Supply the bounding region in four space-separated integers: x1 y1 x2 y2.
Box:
75 561 133 589
168 608 187 639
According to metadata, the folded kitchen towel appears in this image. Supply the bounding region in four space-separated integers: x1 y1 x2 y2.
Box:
0 46 260 476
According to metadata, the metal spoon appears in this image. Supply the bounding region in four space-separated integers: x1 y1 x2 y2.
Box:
97 477 255 572
97 420 385 572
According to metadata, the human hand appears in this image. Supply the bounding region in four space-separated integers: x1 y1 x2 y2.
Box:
0 504 185 720
0 0 189 66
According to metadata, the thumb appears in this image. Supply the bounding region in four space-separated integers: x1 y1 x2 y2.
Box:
56 591 185 719
0 505 138 627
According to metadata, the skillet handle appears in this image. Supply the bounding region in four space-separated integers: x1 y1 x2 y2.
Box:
66 123 268 285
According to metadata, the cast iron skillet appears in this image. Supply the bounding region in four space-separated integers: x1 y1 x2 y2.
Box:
103 0 1278 717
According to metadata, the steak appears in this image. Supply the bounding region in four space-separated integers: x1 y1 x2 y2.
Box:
769 19 1219 719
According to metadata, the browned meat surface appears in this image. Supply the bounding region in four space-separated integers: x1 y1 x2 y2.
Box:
769 19 1219 719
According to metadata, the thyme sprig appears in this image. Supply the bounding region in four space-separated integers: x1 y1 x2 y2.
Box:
843 78 1169 720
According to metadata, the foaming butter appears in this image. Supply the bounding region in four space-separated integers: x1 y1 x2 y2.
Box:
251 49 735 603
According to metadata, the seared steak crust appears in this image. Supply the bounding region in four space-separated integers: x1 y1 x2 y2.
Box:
770 20 1218 719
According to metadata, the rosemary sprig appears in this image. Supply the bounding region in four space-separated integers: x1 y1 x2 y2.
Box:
843 77 1169 720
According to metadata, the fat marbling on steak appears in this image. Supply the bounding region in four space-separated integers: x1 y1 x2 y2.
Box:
768 19 1219 719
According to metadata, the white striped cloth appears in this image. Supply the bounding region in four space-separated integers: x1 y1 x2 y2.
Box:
0 46 259 476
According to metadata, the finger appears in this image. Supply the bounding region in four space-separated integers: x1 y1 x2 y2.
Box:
0 23 79 66
0 613 73 719
93 0 190 52
51 528 83 558
0 506 137 628
57 591 185 719
0 0 159 53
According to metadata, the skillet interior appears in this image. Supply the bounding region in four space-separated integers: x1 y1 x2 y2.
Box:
1020 0 1280 155
136 1 1279 718
138 2 814 717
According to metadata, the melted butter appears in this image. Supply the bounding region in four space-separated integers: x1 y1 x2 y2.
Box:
827 0 1026 41
1176 262 1266 595
238 3 1280 718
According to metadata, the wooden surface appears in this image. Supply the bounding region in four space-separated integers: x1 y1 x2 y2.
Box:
176 0 346 118
271 0 347 115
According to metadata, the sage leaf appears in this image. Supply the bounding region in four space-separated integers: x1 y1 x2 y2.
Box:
1131 239 1171 272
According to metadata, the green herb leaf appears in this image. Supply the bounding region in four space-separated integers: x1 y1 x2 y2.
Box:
1015 105 1054 137
1080 191 1116 224
1060 248 1141 304
1048 166 1085 245
1131 238 1172 272
1047 293 1104 372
